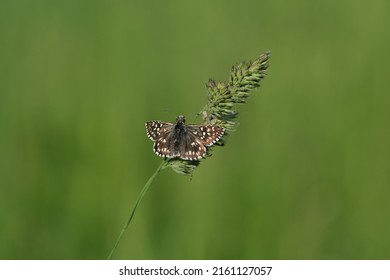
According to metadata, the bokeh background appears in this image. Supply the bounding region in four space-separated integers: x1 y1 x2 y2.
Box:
1 0 389 259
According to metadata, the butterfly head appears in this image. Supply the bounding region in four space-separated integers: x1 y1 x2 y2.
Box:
176 115 186 126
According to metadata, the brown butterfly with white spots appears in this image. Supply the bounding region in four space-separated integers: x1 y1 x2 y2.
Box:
145 115 224 161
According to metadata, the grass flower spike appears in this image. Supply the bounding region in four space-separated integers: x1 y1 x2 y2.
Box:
171 51 271 174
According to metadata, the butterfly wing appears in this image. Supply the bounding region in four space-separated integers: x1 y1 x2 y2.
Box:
146 121 176 158
145 121 173 141
178 131 207 161
176 125 224 161
186 125 225 146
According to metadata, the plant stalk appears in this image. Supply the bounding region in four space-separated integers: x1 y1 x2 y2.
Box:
107 160 168 259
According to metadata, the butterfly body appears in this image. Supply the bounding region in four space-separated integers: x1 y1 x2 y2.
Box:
146 115 224 161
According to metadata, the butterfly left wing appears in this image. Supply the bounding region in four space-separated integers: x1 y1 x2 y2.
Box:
153 136 176 158
146 120 176 158
145 120 172 141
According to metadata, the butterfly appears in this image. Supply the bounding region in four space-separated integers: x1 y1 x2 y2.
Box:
145 115 224 161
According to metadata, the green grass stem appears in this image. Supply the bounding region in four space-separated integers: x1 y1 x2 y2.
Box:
108 160 168 259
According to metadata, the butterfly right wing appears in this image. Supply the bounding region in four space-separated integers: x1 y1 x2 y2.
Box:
178 131 207 161
186 125 224 146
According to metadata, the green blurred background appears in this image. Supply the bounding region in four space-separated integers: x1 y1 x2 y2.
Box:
1 0 389 259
